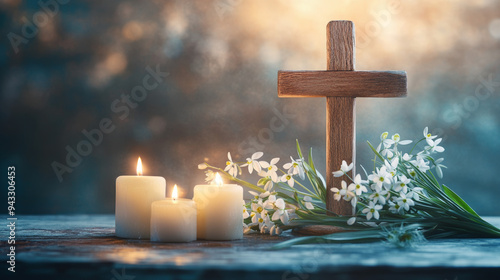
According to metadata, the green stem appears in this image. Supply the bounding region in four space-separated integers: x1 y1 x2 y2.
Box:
204 164 266 193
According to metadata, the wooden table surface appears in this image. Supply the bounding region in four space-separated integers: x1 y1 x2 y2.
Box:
1 215 500 280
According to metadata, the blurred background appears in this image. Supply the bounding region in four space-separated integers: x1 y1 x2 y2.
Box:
1 0 499 215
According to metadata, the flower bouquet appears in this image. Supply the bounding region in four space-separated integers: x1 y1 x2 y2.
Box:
198 128 500 248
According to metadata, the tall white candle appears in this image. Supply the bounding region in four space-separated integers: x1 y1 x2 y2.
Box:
150 185 197 242
193 173 243 240
115 157 165 239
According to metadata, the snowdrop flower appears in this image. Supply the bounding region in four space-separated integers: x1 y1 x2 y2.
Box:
402 153 413 162
243 201 250 219
382 224 427 248
348 174 368 195
406 187 423 201
397 193 415 211
283 157 305 180
384 133 412 146
347 217 357 225
368 166 392 190
303 196 314 210
362 201 383 220
261 158 280 182
426 138 445 153
394 175 411 193
204 170 215 183
423 127 437 141
271 198 290 224
434 158 446 178
224 152 239 177
248 191 260 200
198 163 208 170
241 152 264 174
281 173 295 187
388 201 403 214
369 188 388 205
331 181 354 201
411 157 430 173
333 160 354 177
264 180 274 192
384 157 399 178
270 225 282 236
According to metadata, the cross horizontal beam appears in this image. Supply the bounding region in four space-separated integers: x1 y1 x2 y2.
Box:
278 70 407 98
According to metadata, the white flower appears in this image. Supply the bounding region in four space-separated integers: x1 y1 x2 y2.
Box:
423 127 437 141
434 158 446 178
369 188 388 205
347 217 356 225
362 201 383 220
333 160 354 177
384 157 400 177
264 180 274 191
204 170 215 183
348 174 368 196
224 152 239 177
397 193 415 211
394 175 411 193
271 198 289 224
248 191 260 200
283 157 305 180
331 181 354 201
198 163 208 170
388 201 403 214
260 158 280 182
280 173 295 187
402 153 413 162
242 200 250 219
270 225 282 236
411 156 430 173
303 196 314 210
384 133 412 146
406 187 423 201
368 166 392 190
241 152 263 174
426 138 445 153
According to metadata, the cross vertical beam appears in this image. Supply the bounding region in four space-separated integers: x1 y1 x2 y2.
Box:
326 21 355 216
277 20 407 220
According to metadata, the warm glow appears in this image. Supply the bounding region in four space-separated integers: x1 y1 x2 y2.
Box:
172 184 178 200
214 172 223 186
136 157 143 176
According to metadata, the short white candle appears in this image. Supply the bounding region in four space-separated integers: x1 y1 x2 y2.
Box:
115 157 165 239
150 185 197 243
193 173 243 240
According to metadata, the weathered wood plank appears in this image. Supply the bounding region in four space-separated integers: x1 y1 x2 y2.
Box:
2 215 500 280
326 20 356 217
277 70 407 98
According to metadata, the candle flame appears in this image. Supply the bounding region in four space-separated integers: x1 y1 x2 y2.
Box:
172 184 178 201
214 172 223 186
136 157 143 176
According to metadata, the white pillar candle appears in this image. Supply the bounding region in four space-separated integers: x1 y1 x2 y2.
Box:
193 173 243 240
150 185 197 242
115 157 165 239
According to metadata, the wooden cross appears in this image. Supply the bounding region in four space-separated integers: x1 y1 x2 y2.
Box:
278 21 407 216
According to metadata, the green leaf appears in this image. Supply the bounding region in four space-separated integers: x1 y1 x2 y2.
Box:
367 141 384 161
272 229 383 249
442 184 480 218
296 139 303 159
